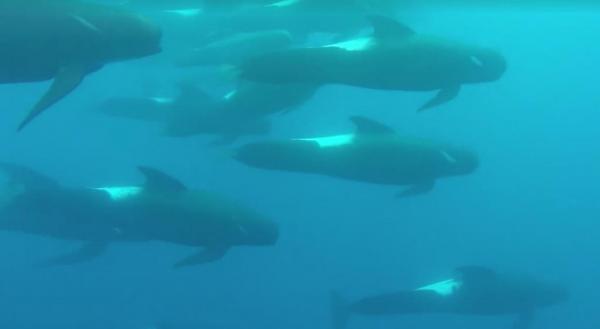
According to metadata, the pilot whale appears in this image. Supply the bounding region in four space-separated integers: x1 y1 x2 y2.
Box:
99 81 318 143
331 266 568 329
0 0 162 130
0 163 278 267
240 15 506 111
234 116 478 197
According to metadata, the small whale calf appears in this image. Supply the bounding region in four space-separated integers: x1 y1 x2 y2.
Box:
240 15 506 111
235 116 478 197
0 163 278 267
0 0 162 130
332 266 568 329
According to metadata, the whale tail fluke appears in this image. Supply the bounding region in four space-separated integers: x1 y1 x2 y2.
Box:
331 291 350 329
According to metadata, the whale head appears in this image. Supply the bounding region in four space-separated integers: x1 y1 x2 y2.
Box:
86 7 162 60
464 47 507 83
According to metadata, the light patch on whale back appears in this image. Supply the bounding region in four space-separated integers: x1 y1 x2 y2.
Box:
163 8 203 17
440 151 457 164
223 90 238 101
295 134 355 148
324 37 374 52
266 0 300 8
70 15 102 34
416 279 462 297
93 186 142 201
150 97 175 105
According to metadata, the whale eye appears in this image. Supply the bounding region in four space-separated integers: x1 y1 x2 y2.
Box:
470 55 484 67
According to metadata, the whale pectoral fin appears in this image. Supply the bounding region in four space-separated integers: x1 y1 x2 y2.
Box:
38 241 108 267
331 291 351 329
513 309 535 329
418 85 461 112
173 246 230 269
18 63 89 131
396 180 435 198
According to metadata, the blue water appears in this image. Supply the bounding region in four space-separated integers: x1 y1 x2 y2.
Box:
0 4 599 329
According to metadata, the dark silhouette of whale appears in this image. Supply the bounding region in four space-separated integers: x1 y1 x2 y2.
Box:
240 15 506 111
332 266 568 329
0 0 162 130
99 81 317 144
235 116 478 197
0 163 278 267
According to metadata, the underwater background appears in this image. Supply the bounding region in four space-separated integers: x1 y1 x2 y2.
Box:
0 2 599 329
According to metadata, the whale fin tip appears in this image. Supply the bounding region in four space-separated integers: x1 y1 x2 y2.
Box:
173 246 230 268
418 85 461 112
331 291 350 329
396 180 435 198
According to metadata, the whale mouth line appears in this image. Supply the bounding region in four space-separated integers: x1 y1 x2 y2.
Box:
440 151 457 164
69 14 103 35
470 55 484 67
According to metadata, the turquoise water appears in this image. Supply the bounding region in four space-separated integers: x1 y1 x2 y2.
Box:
0 2 598 329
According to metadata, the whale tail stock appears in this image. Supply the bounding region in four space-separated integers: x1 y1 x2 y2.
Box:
331 291 350 329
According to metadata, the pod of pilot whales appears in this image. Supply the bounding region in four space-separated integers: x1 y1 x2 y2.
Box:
0 1 568 328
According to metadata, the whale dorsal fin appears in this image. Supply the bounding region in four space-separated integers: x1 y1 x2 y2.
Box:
368 15 415 43
350 116 396 136
138 166 187 194
0 163 59 189
174 81 215 113
455 266 497 284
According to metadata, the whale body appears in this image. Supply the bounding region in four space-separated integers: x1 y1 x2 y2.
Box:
332 266 569 329
235 116 478 197
0 0 162 130
0 163 278 267
240 15 506 111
